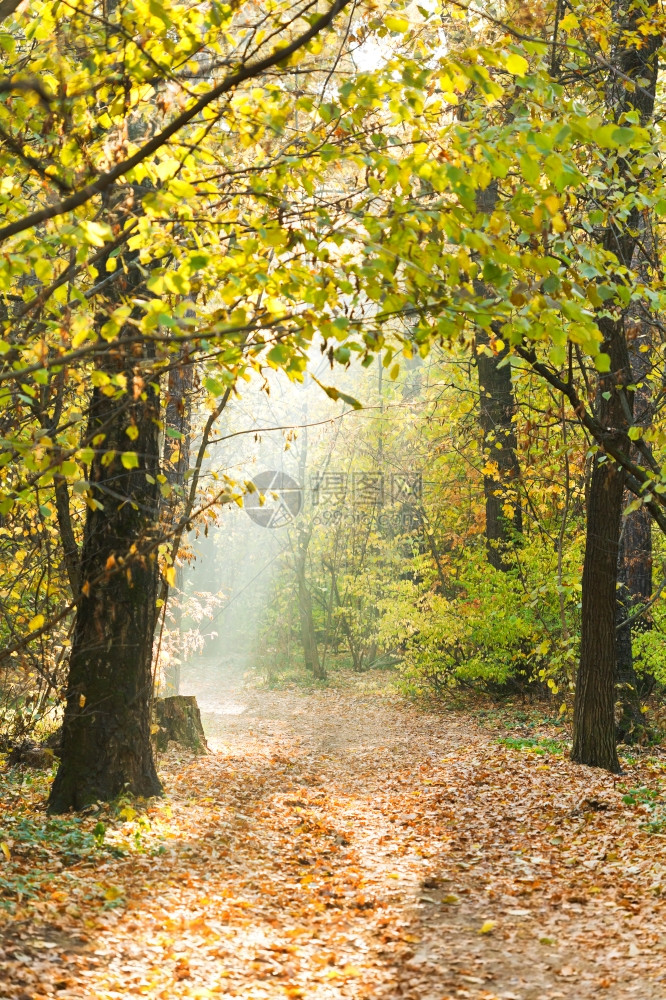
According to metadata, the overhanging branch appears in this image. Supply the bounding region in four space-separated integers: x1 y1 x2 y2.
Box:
0 0 353 244
515 344 666 536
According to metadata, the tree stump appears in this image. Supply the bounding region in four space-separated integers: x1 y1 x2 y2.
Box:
7 739 56 769
153 695 208 754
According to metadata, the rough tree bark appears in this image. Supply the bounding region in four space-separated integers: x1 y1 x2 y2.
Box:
615 208 656 742
571 0 659 770
48 239 163 811
616 327 653 741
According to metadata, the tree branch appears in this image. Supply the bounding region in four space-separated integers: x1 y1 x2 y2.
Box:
0 0 352 244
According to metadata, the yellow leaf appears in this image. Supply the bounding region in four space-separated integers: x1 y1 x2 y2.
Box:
79 693 86 708
0 841 10 860
506 52 529 76
544 195 560 214
551 212 567 233
28 614 45 631
559 11 579 30
479 920 497 934
164 565 176 587
385 13 409 31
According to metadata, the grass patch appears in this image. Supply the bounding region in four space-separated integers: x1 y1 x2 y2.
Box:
620 783 666 833
497 735 567 756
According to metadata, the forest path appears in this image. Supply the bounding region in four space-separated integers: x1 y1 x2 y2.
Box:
3 673 666 999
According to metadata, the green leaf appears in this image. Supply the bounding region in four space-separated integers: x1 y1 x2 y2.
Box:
121 452 140 469
320 384 362 410
204 376 226 396
519 154 540 183
319 103 340 124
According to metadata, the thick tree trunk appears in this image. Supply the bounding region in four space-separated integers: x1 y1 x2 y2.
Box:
615 212 655 742
616 362 653 741
571 0 659 770
48 278 163 811
477 331 522 571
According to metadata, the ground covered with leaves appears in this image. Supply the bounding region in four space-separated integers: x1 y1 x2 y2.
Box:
1 673 666 999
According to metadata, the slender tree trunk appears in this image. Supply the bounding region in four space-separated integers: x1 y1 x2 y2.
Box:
53 476 80 597
325 559 362 670
477 330 523 571
160 360 194 695
473 182 522 571
295 529 325 679
48 253 162 811
571 0 659 770
298 571 324 678
615 577 642 741
292 407 326 680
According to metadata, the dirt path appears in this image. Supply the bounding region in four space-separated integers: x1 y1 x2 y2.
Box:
2 675 666 999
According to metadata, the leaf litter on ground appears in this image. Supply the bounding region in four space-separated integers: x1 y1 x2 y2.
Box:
0 672 665 998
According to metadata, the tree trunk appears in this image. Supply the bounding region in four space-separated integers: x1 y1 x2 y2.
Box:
615 578 643 742
616 387 652 742
473 182 522 572
160 359 194 696
53 475 80 597
297 566 325 679
477 331 522 571
615 212 655 742
571 0 659 770
48 262 163 811
572 435 625 771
